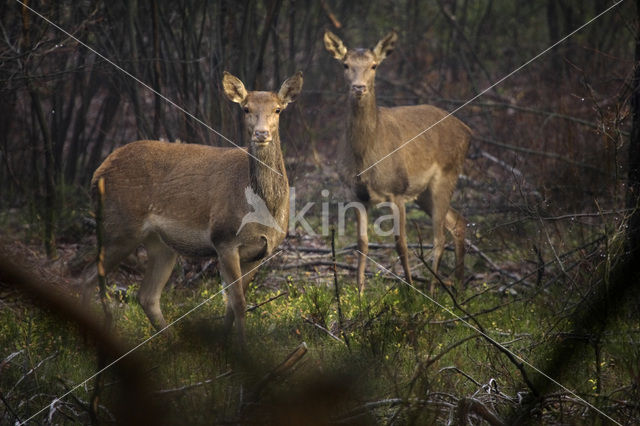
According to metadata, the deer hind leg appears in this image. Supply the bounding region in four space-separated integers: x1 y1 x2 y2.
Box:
137 233 177 331
219 250 247 347
416 187 451 294
393 200 413 285
355 207 369 293
445 208 466 285
81 237 139 306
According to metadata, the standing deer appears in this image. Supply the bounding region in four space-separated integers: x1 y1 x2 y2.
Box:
84 71 303 345
324 30 471 293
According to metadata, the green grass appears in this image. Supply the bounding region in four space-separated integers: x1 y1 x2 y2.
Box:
2 259 637 424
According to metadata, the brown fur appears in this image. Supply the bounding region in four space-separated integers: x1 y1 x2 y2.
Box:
325 31 471 293
84 72 303 345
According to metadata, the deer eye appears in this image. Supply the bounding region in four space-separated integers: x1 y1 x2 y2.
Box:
343 63 349 69
275 108 281 114
371 64 377 70
243 107 249 114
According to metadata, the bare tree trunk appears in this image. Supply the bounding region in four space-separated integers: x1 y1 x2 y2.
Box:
126 0 149 139
83 91 121 184
21 0 56 258
252 0 283 88
152 0 163 137
627 0 640 253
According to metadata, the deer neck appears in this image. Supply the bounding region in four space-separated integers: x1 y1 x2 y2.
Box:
347 89 378 162
248 133 289 219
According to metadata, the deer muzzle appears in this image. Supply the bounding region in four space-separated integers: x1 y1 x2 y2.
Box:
253 130 271 144
351 84 367 97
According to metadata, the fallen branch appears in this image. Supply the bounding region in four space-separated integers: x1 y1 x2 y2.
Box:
454 397 505 426
249 342 308 403
276 260 357 271
154 371 232 395
335 397 454 424
465 240 526 284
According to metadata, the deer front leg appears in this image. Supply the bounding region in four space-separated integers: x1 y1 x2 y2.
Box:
219 250 247 347
355 206 369 292
445 207 466 285
394 201 413 286
429 191 450 295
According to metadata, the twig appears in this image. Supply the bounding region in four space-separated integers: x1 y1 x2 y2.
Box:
439 366 484 388
475 135 608 174
154 371 232 395
7 352 58 398
1 349 24 367
414 250 540 397
407 335 481 397
0 391 22 424
429 300 520 325
302 315 346 345
336 397 454 424
461 236 605 305
465 240 526 284
249 342 308 403
246 291 288 312
435 98 630 137
276 260 357 271
184 259 215 286
286 242 454 256
320 0 341 28
331 228 350 350
454 397 505 426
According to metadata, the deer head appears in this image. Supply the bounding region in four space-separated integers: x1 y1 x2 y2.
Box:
223 71 303 146
323 31 397 99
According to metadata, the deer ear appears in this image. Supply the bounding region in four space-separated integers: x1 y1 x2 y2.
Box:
222 72 248 104
372 31 398 62
323 31 347 61
278 71 303 105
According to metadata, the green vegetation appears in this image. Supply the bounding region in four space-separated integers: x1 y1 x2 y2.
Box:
2 244 637 424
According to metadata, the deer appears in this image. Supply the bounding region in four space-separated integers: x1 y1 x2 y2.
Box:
83 71 303 346
324 30 471 294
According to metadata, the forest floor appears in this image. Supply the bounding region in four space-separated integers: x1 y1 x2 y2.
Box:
1 158 639 425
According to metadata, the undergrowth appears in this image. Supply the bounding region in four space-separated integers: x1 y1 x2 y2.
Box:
1 261 637 424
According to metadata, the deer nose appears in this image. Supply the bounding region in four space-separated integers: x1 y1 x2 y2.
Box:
352 84 366 95
253 130 270 142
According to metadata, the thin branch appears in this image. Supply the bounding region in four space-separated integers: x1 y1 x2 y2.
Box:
302 315 346 345
414 249 540 396
154 371 232 395
246 291 288 313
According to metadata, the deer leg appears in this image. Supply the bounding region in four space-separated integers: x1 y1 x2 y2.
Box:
219 250 247 347
430 201 448 295
240 261 260 293
394 201 413 285
417 188 449 294
137 234 177 331
81 238 138 306
355 207 369 293
445 208 466 285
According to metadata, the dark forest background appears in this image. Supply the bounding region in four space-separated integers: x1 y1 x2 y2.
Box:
2 1 640 424
0 0 634 256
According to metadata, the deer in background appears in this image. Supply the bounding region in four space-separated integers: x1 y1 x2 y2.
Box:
324 30 471 293
84 72 303 345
